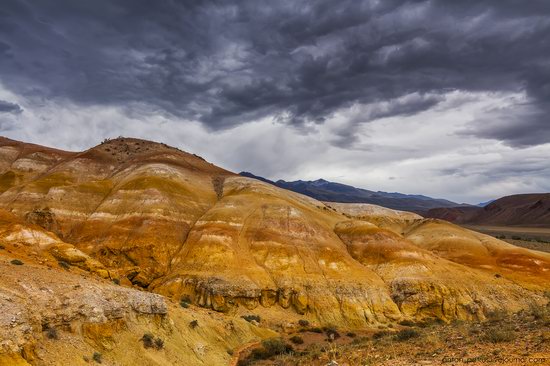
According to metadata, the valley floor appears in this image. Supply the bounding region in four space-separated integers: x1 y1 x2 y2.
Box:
236 307 550 366
463 225 550 253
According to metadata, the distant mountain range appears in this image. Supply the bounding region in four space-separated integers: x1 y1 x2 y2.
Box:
425 193 550 227
239 172 460 212
476 200 495 207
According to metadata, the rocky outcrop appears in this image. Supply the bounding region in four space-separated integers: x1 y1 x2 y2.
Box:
0 258 166 363
0 258 275 366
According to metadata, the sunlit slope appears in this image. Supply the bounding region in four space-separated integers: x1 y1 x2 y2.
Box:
0 137 548 327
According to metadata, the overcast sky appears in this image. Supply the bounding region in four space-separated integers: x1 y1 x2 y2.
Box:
1 0 549 204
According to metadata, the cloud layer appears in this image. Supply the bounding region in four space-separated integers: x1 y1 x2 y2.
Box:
1 0 549 203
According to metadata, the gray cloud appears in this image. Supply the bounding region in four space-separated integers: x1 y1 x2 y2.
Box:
0 0 549 146
0 99 22 114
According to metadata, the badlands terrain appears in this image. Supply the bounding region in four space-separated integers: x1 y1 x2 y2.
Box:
0 136 549 365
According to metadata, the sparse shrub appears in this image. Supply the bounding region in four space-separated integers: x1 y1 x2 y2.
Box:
469 326 481 335
241 314 260 323
511 235 522 240
289 335 304 344
10 259 23 265
92 352 102 363
346 332 356 338
351 336 369 345
179 295 191 308
154 337 164 350
399 319 415 327
0 245 5 249
495 235 506 239
529 302 549 321
373 331 390 340
189 320 199 329
298 319 310 327
58 261 70 270
141 333 155 348
310 327 323 333
140 332 164 350
484 326 515 343
46 327 58 340
395 328 420 341
112 278 120 285
486 309 508 323
227 349 234 356
248 338 293 360
494 273 502 278
323 325 340 341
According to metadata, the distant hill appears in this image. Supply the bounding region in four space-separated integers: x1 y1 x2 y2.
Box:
477 200 495 207
239 172 460 212
425 193 550 227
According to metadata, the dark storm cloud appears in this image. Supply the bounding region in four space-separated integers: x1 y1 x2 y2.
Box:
0 100 22 114
1 0 550 145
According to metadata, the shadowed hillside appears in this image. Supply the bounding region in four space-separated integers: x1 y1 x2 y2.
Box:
426 194 550 227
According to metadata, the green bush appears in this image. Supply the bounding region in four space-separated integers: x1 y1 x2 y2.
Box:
484 327 515 343
298 319 310 327
189 320 199 329
10 259 23 265
323 325 340 341
373 331 390 339
141 333 164 350
263 338 290 354
289 335 304 344
240 338 293 363
154 338 164 350
351 336 370 345
309 327 323 333
58 261 70 270
92 352 102 363
346 332 356 338
180 295 192 308
141 333 155 348
46 327 58 340
398 320 415 327
486 309 508 323
395 329 420 341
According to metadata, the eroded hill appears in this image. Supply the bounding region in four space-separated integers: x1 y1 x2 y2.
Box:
0 137 549 364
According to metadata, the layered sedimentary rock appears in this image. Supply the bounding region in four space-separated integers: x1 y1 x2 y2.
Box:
0 136 549 330
0 255 274 366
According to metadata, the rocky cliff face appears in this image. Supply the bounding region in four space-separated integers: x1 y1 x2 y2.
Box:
0 137 549 342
